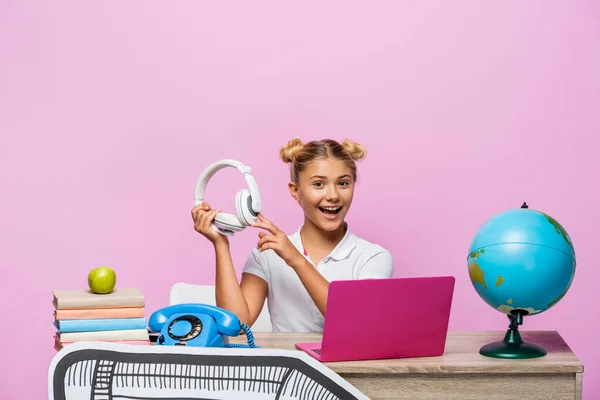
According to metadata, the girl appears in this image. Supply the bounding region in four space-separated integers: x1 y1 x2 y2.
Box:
191 138 394 332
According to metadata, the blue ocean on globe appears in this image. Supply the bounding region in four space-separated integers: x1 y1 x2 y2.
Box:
468 205 576 316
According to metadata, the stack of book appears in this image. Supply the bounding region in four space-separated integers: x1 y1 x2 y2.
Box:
52 287 150 351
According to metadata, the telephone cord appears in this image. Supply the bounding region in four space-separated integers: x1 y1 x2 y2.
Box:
225 323 259 348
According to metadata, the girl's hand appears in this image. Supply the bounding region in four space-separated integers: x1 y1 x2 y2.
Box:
191 201 227 244
251 214 303 268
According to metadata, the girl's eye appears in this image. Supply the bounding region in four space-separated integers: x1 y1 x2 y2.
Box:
339 181 350 186
313 182 324 187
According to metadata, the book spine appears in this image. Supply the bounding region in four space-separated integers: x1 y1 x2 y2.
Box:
58 329 150 342
53 334 150 350
54 307 145 320
55 317 148 333
54 297 145 310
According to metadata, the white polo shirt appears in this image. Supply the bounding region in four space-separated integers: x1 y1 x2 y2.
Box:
242 225 394 332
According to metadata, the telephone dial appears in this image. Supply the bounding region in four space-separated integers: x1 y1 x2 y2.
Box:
148 303 258 348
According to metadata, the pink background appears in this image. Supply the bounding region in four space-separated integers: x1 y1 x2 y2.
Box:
1 1 599 398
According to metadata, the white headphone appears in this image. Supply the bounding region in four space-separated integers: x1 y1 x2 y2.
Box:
194 159 262 236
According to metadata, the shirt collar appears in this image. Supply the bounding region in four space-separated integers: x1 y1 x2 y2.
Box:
291 223 357 261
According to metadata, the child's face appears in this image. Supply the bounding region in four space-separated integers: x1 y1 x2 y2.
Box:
289 158 355 232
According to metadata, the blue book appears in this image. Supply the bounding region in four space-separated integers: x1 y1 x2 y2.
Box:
54 317 147 333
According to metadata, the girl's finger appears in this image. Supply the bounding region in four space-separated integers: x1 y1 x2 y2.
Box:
257 234 276 249
258 234 276 245
255 213 274 227
263 218 280 233
199 208 213 227
258 242 274 252
250 221 278 235
203 209 220 228
198 212 208 229
195 210 206 224
192 207 206 220
191 205 202 214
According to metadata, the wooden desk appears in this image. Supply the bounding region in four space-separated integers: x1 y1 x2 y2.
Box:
230 330 583 400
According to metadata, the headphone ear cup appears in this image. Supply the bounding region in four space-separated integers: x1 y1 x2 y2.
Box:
235 189 258 226
213 212 245 236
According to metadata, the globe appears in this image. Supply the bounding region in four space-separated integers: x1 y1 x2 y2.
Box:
468 202 576 359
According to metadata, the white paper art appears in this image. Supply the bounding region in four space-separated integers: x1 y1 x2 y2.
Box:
48 341 368 400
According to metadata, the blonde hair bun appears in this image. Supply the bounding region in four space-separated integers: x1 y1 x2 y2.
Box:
342 138 367 161
280 137 305 163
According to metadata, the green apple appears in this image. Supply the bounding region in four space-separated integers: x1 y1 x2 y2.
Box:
88 266 117 294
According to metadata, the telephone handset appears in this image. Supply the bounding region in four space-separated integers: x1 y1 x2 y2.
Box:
148 303 258 348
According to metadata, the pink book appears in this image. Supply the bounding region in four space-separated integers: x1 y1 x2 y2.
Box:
54 307 145 320
54 335 150 351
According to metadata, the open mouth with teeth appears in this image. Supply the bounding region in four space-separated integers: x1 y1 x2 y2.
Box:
318 206 343 216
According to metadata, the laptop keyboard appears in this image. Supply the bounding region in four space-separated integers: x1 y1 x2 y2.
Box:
312 349 321 355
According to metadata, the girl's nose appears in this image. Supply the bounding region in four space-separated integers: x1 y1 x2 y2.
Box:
325 186 340 201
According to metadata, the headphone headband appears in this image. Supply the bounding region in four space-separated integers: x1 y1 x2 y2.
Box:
194 159 262 213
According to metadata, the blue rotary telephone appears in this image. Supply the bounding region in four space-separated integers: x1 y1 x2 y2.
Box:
148 303 258 348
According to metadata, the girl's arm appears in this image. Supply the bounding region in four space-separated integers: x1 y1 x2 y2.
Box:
251 213 329 316
192 202 267 328
214 238 268 327
288 257 329 316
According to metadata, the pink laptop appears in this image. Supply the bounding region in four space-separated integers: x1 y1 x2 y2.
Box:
295 276 455 362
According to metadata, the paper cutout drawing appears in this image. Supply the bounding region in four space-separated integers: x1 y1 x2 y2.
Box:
48 341 368 400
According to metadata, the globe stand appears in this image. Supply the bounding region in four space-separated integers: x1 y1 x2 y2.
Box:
480 310 547 359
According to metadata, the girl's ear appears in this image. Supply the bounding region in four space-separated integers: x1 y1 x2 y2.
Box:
288 181 300 202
